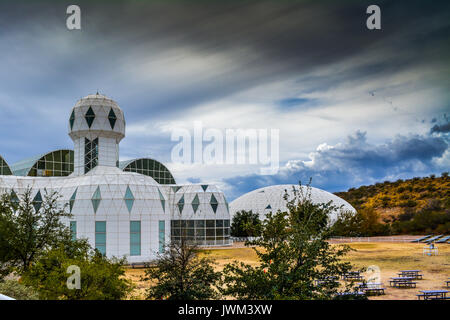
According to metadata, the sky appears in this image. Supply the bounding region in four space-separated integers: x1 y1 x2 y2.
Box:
0 0 449 201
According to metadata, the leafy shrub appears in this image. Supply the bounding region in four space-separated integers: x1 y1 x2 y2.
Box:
0 280 38 300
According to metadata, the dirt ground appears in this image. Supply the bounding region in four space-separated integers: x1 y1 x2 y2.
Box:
125 242 450 300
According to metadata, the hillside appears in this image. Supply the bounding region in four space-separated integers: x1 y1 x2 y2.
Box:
334 173 450 235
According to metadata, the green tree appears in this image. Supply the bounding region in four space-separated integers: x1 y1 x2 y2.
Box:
21 239 132 300
221 184 359 300
0 188 72 275
231 210 262 237
330 210 363 237
144 239 221 300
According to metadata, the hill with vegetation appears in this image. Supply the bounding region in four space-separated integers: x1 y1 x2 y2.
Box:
333 172 450 235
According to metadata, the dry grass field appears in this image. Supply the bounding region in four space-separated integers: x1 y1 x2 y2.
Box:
125 242 450 300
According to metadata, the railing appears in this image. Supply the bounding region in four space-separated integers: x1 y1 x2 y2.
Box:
329 236 424 243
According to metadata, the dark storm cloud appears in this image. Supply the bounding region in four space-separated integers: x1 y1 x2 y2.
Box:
224 129 449 199
0 0 449 120
430 122 450 134
0 0 449 196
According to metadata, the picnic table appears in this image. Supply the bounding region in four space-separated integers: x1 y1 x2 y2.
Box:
417 290 449 300
335 291 366 298
356 282 385 295
314 276 339 287
341 271 363 281
389 277 417 288
398 270 423 280
422 246 438 256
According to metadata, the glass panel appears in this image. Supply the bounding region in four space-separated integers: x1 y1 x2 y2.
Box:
159 220 165 253
70 221 77 241
130 233 140 244
130 221 140 233
130 244 141 256
195 220 205 228
95 233 106 244
95 221 106 233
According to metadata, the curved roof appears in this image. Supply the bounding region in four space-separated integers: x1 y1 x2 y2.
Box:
119 158 176 185
10 149 74 177
229 184 356 223
0 155 12 175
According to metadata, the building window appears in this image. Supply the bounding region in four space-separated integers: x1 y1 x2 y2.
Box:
84 137 98 174
159 220 165 253
122 159 176 185
0 156 12 175
130 221 141 256
170 219 230 245
95 221 106 255
70 221 77 241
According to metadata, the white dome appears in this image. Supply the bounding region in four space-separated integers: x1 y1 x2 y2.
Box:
230 184 356 224
68 93 125 141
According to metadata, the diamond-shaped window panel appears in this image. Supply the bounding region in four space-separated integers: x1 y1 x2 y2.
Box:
33 190 42 212
85 106 95 128
201 185 208 192
108 108 117 129
69 110 75 130
177 195 185 213
265 204 272 210
10 190 19 204
210 194 218 214
91 186 101 213
192 194 200 214
158 189 166 212
69 188 78 213
124 186 135 213
172 186 182 193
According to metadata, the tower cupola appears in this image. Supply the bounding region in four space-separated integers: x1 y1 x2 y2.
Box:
68 93 125 175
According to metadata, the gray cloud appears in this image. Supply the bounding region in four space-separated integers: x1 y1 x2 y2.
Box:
0 0 449 197
224 128 449 199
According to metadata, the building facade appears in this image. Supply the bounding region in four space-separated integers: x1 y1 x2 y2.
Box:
0 94 231 263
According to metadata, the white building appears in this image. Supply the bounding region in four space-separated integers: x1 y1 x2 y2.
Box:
230 184 356 224
0 94 231 263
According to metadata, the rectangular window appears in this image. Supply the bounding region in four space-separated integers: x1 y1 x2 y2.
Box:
70 221 77 241
95 221 106 255
130 221 141 256
159 220 165 253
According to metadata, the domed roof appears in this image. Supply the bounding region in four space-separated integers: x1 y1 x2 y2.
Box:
230 184 356 223
68 93 125 140
76 93 120 107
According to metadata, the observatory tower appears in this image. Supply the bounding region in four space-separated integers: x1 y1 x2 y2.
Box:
68 93 125 175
